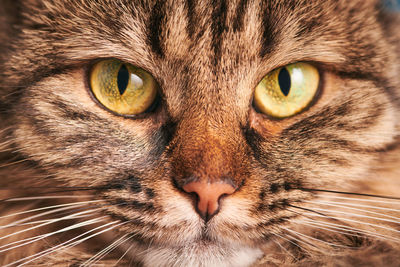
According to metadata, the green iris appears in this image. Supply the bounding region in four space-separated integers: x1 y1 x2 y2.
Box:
253 62 319 118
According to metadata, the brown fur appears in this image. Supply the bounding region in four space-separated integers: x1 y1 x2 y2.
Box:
0 0 399 266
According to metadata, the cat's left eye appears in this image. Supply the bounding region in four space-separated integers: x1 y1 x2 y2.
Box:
253 62 319 118
89 59 158 116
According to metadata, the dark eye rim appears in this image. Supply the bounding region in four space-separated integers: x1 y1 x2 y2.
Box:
85 58 163 119
251 62 324 121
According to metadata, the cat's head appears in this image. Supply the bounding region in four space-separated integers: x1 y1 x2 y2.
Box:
0 0 399 265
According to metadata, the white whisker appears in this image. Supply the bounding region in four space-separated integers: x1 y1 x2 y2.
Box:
0 158 31 168
271 232 306 253
0 213 97 228
301 206 400 224
297 211 400 234
282 227 351 249
0 216 107 253
3 220 125 267
304 200 400 220
0 204 89 230
271 235 295 259
81 234 132 266
310 199 400 212
0 200 103 220
296 220 362 237
4 195 95 202
316 195 400 205
283 231 321 252
22 221 128 266
114 241 135 266
298 218 400 243
0 208 101 241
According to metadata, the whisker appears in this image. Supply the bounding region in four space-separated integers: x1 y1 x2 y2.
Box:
137 236 155 260
81 234 133 266
0 86 28 89
2 195 96 201
0 208 102 241
271 234 296 259
299 188 400 200
0 185 122 202
271 232 308 257
298 218 400 243
288 208 391 238
28 221 128 266
82 235 129 266
283 227 352 249
282 231 321 252
0 216 107 253
309 199 400 212
114 241 136 266
0 203 92 230
295 220 363 238
0 158 31 168
287 204 328 217
0 189 104 203
292 209 400 235
4 220 126 267
0 138 13 147
0 200 103 220
313 195 400 205
2 213 97 228
0 206 103 230
299 206 400 225
304 200 400 220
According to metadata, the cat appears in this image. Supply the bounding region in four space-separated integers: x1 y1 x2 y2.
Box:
0 0 400 266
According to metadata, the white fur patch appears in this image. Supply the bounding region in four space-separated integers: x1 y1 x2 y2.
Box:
138 242 263 267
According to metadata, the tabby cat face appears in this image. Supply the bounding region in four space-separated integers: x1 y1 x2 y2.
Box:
0 0 399 265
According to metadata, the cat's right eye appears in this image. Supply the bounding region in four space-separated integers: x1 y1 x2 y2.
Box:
253 62 319 118
89 59 158 116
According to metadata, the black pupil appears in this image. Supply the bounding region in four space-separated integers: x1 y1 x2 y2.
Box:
278 67 291 96
117 65 130 95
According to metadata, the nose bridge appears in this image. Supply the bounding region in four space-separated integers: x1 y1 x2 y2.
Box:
171 117 244 221
168 78 250 218
173 118 235 183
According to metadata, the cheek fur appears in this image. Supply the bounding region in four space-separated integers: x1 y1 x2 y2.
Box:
0 0 399 266
12 71 162 187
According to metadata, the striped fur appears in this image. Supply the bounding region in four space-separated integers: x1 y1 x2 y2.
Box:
0 0 399 266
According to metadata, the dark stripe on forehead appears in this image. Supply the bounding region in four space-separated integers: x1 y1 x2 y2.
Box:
233 0 250 32
148 0 166 57
295 12 324 39
185 0 196 38
211 0 228 66
260 1 278 57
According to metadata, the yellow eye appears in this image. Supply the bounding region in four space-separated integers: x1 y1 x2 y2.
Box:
90 59 158 115
253 62 319 118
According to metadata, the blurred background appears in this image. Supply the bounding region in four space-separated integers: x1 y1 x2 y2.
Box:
386 0 400 10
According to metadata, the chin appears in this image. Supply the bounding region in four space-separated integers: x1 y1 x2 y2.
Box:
130 241 263 267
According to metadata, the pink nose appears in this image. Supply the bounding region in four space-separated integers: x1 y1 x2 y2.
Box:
182 181 236 221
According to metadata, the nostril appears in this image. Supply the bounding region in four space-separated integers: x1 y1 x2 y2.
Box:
182 181 236 221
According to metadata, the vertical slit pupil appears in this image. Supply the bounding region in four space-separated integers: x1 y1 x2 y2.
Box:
278 67 291 96
117 65 129 95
